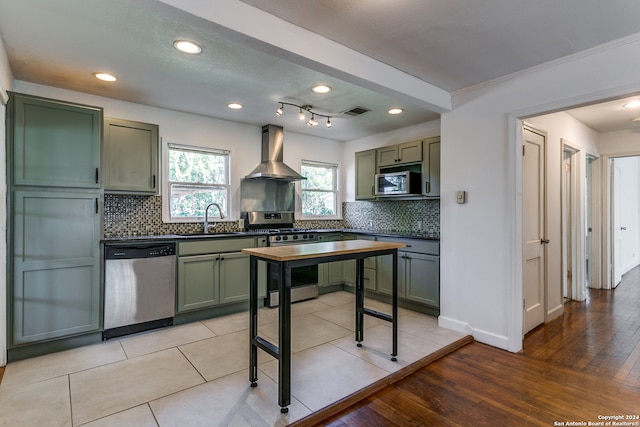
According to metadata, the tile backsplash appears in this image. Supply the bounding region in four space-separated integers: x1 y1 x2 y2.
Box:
103 194 439 237
343 200 439 235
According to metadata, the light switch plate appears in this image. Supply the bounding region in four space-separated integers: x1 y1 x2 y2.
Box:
456 191 466 204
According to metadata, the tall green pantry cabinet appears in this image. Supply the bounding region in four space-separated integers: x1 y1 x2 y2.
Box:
7 93 103 361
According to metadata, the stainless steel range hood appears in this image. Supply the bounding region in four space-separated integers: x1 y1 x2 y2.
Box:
245 124 306 181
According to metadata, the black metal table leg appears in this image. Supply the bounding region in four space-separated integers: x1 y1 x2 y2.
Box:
249 256 258 386
391 252 398 361
278 262 291 413
355 258 365 346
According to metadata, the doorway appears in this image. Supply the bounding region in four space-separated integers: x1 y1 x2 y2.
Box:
609 156 640 287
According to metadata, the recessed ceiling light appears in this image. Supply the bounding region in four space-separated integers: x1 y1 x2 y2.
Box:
93 72 116 82
623 100 640 109
312 84 331 94
173 40 202 54
388 108 403 115
227 103 243 110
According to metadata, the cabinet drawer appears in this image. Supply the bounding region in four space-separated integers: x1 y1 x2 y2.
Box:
364 256 376 269
375 236 439 255
179 237 256 256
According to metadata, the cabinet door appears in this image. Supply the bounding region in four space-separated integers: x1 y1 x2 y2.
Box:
12 94 102 188
355 149 377 200
376 146 398 167
12 190 101 345
327 261 344 285
405 253 440 307
177 254 218 312
423 139 440 197
343 260 356 286
104 118 158 193
398 140 422 163
219 252 251 304
375 253 405 298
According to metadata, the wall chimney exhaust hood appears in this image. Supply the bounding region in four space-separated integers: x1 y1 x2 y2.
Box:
245 124 306 181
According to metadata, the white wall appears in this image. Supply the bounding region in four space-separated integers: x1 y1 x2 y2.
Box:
0 34 13 367
439 35 640 352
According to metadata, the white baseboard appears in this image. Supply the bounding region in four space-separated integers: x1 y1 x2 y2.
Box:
439 316 514 352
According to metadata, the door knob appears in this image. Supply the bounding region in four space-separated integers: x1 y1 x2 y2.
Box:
540 239 550 244
620 227 627 230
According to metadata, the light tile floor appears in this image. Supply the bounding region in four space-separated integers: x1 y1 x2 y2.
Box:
0 292 467 426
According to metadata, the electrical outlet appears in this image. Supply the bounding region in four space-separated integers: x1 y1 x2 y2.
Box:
369 220 374 229
417 220 422 230
238 219 245 230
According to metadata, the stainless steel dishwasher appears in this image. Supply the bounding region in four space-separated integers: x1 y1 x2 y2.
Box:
103 242 176 339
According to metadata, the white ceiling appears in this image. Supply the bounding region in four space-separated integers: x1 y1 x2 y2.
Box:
1 0 640 140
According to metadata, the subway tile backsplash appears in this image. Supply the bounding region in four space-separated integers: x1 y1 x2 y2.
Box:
103 194 439 237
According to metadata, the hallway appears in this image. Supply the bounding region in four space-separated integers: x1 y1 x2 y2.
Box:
320 266 640 426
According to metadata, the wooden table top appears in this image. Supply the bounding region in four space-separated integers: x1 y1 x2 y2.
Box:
241 239 406 262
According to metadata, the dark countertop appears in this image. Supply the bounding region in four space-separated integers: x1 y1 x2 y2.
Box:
101 228 439 244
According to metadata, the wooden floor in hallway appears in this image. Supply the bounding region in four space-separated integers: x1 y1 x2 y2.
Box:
317 266 640 427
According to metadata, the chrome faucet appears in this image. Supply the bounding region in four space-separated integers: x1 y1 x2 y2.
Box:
204 202 225 233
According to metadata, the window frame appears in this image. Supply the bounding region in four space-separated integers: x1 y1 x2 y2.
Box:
162 140 231 223
299 159 340 220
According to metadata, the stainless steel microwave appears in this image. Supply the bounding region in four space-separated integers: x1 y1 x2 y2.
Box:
375 171 421 196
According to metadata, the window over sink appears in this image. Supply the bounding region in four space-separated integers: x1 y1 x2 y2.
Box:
300 159 339 219
164 142 230 222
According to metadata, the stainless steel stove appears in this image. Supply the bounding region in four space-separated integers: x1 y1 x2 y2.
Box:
242 211 320 307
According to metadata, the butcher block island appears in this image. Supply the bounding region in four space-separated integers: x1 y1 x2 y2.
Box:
242 239 405 413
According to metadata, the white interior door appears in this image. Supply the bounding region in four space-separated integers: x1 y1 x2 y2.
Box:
523 126 546 334
612 160 622 287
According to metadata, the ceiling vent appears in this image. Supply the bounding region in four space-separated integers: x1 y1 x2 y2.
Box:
342 106 371 116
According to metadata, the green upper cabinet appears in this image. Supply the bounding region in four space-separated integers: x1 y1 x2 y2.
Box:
103 118 158 193
422 137 440 197
10 93 102 188
355 149 377 200
377 140 422 167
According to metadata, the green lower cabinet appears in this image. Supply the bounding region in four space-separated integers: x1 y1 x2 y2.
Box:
376 251 440 308
219 252 251 304
177 254 219 312
11 190 101 346
404 252 440 307
177 250 260 312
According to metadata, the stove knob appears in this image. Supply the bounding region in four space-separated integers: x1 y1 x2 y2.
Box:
282 235 288 241
308 234 314 239
303 234 308 239
293 235 298 240
275 236 281 241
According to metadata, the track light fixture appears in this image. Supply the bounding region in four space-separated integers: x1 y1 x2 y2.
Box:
276 102 333 129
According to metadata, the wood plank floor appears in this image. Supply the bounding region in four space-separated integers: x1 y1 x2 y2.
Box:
319 266 640 427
